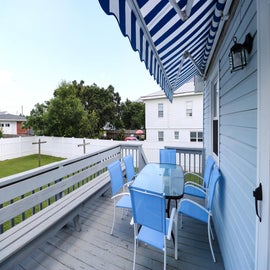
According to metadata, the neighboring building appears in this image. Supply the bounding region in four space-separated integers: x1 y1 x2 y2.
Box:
141 81 203 143
0 112 28 136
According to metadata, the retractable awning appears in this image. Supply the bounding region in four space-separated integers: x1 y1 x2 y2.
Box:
98 0 226 101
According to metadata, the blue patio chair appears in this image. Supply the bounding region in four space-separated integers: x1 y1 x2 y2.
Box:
107 160 132 235
177 165 221 262
184 156 215 199
129 186 177 270
123 155 137 184
160 149 176 165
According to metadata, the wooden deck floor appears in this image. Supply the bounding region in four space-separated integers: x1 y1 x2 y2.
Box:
14 190 225 270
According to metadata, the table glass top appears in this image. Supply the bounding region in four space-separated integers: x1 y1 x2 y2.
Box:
132 163 184 198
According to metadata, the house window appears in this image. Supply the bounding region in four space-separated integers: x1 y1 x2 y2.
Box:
212 78 219 156
198 131 203 142
158 131 164 141
190 131 203 142
174 131 179 140
190 132 197 142
158 103 163 118
5 123 10 127
186 101 193 117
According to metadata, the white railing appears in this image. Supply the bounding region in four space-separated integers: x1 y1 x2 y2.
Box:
0 136 204 269
0 138 204 230
0 144 145 234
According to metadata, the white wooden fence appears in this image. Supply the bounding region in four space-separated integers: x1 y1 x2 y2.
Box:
0 136 203 172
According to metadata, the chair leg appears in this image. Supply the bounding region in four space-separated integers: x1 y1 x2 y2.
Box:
208 219 216 262
174 214 178 260
111 201 116 235
210 224 215 240
163 237 166 270
133 225 137 270
180 213 183 229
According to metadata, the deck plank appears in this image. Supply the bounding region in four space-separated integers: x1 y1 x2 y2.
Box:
16 190 224 270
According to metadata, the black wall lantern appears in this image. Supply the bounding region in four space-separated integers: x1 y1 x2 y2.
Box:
229 33 253 72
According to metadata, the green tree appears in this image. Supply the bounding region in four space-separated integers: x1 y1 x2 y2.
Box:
74 82 122 131
24 102 49 135
26 80 145 138
121 99 145 129
45 81 99 137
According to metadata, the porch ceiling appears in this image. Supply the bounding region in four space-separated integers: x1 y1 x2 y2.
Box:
98 0 227 101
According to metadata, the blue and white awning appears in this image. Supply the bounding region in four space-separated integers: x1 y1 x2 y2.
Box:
98 0 226 101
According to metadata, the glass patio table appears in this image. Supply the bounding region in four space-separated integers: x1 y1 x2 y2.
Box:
131 163 184 215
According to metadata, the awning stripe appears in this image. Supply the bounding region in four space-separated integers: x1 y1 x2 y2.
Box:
98 0 227 101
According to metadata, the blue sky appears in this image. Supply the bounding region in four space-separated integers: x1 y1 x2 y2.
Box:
0 0 160 115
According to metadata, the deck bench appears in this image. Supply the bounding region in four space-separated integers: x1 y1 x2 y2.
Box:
0 149 123 270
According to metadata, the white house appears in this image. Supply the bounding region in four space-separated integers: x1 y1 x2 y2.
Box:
141 81 203 144
0 112 28 136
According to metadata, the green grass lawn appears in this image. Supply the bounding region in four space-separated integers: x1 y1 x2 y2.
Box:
0 154 65 178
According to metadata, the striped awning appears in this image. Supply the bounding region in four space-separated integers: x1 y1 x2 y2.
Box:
98 0 226 101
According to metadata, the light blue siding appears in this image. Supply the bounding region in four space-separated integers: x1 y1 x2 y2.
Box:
204 1 257 269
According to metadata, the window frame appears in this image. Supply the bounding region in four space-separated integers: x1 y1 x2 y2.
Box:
158 103 164 118
190 131 197 142
186 101 193 117
174 131 179 140
190 131 203 142
158 131 164 141
212 74 219 157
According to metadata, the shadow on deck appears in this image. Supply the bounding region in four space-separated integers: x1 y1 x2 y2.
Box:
15 190 224 270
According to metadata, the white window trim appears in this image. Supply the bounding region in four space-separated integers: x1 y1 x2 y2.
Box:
256 1 270 269
211 66 219 160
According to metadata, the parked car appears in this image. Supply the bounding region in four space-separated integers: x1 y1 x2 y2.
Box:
124 136 138 141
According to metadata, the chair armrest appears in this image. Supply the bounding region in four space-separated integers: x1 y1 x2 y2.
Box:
184 171 203 179
124 180 134 187
178 198 211 223
179 198 208 210
167 207 176 240
184 182 206 190
111 192 130 200
184 172 203 184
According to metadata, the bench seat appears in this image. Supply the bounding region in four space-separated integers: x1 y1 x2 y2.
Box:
0 171 110 270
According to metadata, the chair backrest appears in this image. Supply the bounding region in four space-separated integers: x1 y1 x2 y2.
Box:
123 155 136 182
159 149 176 165
203 156 216 188
207 165 221 210
129 186 166 234
107 160 125 196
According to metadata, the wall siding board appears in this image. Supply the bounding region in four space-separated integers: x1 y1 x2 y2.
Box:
221 110 257 128
220 135 257 166
221 126 256 148
203 0 256 269
215 161 255 270
219 152 256 265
